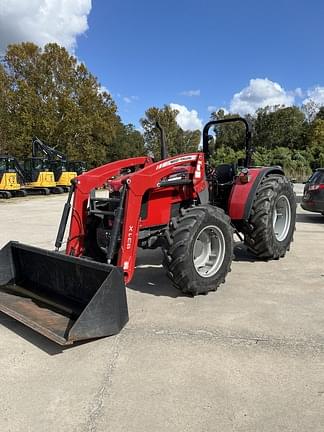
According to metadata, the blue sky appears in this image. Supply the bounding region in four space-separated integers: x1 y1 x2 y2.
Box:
75 0 324 128
1 0 324 129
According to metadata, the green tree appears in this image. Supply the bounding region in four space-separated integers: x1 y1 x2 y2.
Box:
207 105 314 179
0 63 10 154
140 105 200 159
1 42 123 166
254 106 306 150
302 100 319 123
210 109 250 152
109 123 145 160
307 118 324 166
315 106 324 121
210 146 245 165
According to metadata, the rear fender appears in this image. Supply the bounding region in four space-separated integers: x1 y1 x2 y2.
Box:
228 167 285 220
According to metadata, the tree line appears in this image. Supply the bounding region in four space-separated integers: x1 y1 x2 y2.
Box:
0 42 199 167
0 43 145 166
0 42 323 180
209 105 324 180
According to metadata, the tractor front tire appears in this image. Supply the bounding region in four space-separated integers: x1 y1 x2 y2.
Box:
244 174 296 259
163 205 233 296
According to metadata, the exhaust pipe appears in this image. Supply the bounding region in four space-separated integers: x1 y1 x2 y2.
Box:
156 121 168 161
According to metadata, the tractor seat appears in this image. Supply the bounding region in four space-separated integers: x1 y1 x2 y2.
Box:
214 163 236 185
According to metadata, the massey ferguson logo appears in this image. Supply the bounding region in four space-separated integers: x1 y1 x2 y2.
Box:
126 225 134 250
156 155 197 170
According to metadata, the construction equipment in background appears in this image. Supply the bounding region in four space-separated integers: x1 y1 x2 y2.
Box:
0 117 296 345
0 156 26 198
22 156 61 194
67 160 87 175
0 155 61 197
32 137 78 191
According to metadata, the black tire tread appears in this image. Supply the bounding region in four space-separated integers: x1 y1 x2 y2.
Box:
163 205 233 295
244 174 296 259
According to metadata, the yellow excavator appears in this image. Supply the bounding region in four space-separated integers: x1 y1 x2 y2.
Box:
0 155 60 196
0 156 25 198
67 160 87 176
22 156 58 194
32 137 77 191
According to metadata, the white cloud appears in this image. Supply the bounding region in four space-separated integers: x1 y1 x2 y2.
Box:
294 87 304 98
0 0 92 53
170 103 203 131
180 89 200 97
230 78 295 115
303 86 324 107
123 95 139 103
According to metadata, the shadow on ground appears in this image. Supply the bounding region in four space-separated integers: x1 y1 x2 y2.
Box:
0 241 262 353
296 213 324 224
128 241 257 298
233 242 258 262
0 311 104 355
128 249 186 298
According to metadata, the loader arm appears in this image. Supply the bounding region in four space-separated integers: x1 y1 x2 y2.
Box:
67 157 154 256
66 153 207 284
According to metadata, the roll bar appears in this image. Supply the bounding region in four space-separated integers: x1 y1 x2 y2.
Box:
202 117 253 167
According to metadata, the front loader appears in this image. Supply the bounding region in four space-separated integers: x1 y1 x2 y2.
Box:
0 117 296 345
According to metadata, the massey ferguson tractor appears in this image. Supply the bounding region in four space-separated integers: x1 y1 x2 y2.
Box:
0 118 296 345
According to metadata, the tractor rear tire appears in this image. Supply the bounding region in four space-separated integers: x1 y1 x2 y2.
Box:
163 205 233 295
244 174 296 259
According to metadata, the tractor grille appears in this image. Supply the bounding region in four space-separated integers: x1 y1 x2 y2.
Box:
87 187 126 262
89 191 122 217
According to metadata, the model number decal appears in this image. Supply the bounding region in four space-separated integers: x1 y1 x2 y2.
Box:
156 155 197 170
194 159 202 178
126 225 134 250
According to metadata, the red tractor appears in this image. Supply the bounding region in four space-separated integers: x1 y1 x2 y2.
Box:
0 117 296 345
63 117 295 291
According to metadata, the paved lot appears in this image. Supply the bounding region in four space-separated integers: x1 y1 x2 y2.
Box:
0 192 324 432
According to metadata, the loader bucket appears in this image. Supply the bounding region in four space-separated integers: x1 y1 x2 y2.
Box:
0 242 128 345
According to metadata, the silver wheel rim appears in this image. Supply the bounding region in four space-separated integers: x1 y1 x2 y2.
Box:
273 195 291 242
193 225 226 278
